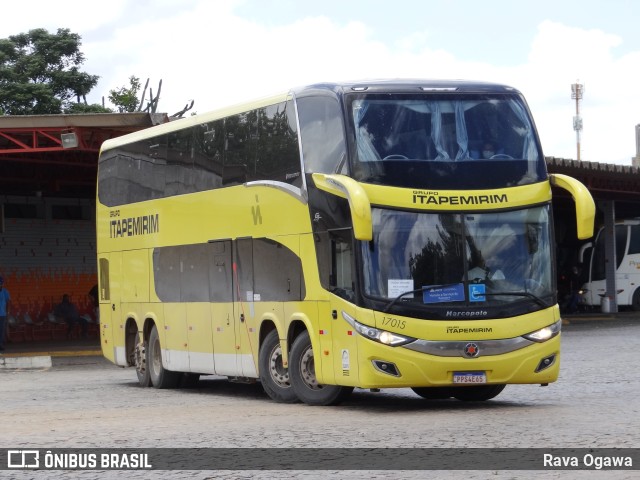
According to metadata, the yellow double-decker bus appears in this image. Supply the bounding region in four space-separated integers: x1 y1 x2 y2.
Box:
97 80 594 405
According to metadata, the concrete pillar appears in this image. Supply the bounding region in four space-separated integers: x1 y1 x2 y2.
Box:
599 200 618 312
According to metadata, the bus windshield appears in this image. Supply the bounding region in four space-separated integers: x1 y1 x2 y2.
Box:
348 93 546 190
361 206 554 314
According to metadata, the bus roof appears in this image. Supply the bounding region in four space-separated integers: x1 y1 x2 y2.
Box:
293 79 521 96
100 79 522 154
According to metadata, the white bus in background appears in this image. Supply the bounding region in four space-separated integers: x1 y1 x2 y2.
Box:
579 219 640 311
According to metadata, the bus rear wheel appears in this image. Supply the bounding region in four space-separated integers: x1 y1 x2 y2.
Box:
451 384 506 401
289 330 353 406
259 330 298 403
134 331 151 387
148 325 181 389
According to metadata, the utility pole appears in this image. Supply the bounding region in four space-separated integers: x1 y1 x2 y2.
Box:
571 82 584 161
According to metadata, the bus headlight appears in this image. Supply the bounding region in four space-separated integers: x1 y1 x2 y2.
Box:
342 311 415 346
522 320 561 343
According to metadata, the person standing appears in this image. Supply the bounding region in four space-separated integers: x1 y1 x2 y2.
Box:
88 284 99 321
0 276 11 351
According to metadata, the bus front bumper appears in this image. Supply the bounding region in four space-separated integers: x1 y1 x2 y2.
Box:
342 333 560 389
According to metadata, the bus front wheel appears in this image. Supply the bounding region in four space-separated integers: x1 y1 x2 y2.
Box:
148 325 181 389
289 330 353 406
259 330 298 403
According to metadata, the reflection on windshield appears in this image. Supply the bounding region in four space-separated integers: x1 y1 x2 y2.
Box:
349 93 545 190
361 207 553 309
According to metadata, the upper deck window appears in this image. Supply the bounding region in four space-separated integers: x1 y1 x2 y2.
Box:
348 93 546 190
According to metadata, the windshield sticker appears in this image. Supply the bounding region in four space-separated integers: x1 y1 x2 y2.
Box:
469 284 486 302
423 283 465 304
388 279 414 298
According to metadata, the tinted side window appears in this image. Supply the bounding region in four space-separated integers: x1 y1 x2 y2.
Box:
628 225 640 255
253 238 304 301
98 136 167 207
193 120 224 191
153 239 304 302
224 112 256 185
153 246 181 302
315 229 354 301
180 244 210 302
98 102 302 207
297 96 347 174
255 100 301 186
208 241 233 302
154 243 234 302
235 238 254 302
166 129 195 196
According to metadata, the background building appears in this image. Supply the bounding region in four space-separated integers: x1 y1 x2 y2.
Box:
0 113 168 325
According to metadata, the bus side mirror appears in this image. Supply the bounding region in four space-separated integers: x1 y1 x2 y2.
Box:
312 173 372 241
549 174 595 240
578 242 592 264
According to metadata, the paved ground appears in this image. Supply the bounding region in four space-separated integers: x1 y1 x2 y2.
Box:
1 312 638 479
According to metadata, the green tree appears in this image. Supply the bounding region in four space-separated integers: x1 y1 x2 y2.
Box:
108 75 142 113
65 102 113 114
0 28 99 115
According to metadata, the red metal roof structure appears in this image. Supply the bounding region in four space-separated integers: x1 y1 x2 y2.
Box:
0 113 169 198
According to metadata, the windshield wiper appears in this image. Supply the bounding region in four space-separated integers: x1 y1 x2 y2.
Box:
383 284 461 312
482 291 549 308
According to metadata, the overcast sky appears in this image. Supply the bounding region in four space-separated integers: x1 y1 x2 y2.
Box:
3 0 639 164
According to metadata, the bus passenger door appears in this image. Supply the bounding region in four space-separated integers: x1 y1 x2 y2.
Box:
208 240 237 376
234 238 259 377
99 253 125 366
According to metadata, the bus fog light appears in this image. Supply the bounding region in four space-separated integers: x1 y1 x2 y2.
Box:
523 320 561 343
372 360 400 376
535 354 557 372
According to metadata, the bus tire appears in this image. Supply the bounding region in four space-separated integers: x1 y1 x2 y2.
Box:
289 330 353 406
134 331 151 387
632 289 640 311
259 330 298 403
411 387 453 399
148 325 181 389
451 384 506 401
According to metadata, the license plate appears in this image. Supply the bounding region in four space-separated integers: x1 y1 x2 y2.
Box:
453 371 486 384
